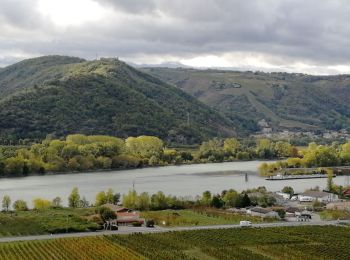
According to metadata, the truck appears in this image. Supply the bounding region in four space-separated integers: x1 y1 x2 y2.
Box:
240 221 252 227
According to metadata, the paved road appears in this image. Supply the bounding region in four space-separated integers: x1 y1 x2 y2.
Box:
0 220 348 243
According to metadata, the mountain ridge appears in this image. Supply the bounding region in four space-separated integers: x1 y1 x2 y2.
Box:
0 56 235 143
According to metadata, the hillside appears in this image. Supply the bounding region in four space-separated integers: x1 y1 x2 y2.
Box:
142 68 350 135
0 56 235 143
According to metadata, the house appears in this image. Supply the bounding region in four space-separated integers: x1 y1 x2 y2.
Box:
285 207 302 217
343 188 350 198
298 191 339 203
100 203 145 226
246 207 280 218
326 201 350 211
275 192 291 200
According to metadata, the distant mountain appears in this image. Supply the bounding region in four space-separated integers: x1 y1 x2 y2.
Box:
0 56 235 143
142 67 350 134
129 61 190 69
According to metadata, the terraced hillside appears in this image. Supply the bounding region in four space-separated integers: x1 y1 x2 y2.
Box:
143 68 350 135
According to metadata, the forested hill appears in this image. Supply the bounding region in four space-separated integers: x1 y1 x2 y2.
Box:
142 67 350 135
0 56 235 143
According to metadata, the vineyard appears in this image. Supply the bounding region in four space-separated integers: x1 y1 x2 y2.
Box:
140 208 270 227
0 226 349 259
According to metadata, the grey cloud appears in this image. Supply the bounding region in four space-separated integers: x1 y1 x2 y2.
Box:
1 0 350 73
96 0 156 13
0 0 43 28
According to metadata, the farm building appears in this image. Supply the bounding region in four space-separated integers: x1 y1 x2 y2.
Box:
343 188 350 198
101 203 145 226
298 191 339 203
246 207 279 218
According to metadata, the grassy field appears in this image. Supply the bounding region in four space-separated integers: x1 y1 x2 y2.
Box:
0 207 273 237
319 210 350 220
0 208 99 237
0 226 349 259
141 208 276 227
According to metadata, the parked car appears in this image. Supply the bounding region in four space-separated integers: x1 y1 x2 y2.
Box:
145 219 155 228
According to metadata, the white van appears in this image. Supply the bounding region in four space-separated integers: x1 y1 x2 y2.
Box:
240 221 252 227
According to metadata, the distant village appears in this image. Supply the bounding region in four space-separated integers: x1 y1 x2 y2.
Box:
252 119 350 140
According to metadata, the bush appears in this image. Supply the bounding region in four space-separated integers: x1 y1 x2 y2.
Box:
132 222 142 227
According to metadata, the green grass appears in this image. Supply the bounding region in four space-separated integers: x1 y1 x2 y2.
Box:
141 209 275 227
0 208 99 237
0 226 349 259
319 210 350 220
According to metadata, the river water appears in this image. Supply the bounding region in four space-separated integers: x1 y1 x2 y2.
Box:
0 161 347 205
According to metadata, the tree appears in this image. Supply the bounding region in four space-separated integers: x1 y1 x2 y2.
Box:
210 195 224 208
223 189 239 207
33 198 51 210
2 195 11 211
95 191 107 206
137 192 151 211
224 138 241 156
151 191 168 210
52 197 62 208
201 191 212 206
327 169 334 192
79 197 90 208
97 206 116 222
113 193 121 205
282 186 294 198
68 187 80 208
122 190 138 209
106 188 115 203
125 136 164 159
241 193 251 208
256 139 274 159
13 200 28 211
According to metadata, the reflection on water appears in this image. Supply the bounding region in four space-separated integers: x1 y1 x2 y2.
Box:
0 161 347 205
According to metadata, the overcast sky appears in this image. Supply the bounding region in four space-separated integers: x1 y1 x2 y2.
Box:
1 0 350 74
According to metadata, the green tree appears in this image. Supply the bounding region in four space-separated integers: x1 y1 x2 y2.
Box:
126 136 164 159
52 197 62 208
79 197 90 208
122 190 138 209
97 207 116 222
137 192 151 211
68 187 80 208
13 200 28 211
106 188 115 204
2 195 11 211
222 189 239 207
201 191 212 206
95 191 107 206
210 195 224 208
326 169 334 192
151 191 168 210
282 186 294 198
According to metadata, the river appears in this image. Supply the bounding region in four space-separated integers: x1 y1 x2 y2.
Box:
0 161 347 205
